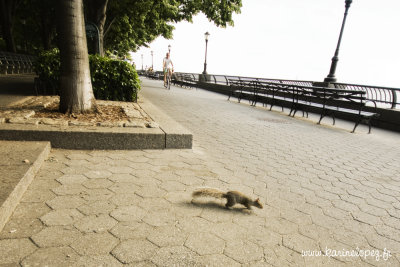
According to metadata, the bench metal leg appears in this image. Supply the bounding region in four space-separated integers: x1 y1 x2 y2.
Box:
352 117 373 134
351 119 361 133
318 110 336 125
289 107 297 117
317 112 325 124
251 96 258 106
227 89 235 101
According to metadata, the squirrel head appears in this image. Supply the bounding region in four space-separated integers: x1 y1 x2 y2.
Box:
254 198 263 209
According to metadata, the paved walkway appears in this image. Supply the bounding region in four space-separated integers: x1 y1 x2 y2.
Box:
1 78 399 266
0 74 35 107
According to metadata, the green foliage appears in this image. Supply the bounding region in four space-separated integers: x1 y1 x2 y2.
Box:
89 55 140 102
88 0 242 54
0 37 5 50
3 0 57 53
33 49 141 102
2 0 242 55
33 48 61 94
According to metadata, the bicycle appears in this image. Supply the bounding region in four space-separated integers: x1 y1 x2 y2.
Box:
165 69 173 90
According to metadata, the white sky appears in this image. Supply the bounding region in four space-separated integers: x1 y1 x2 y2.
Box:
131 0 400 88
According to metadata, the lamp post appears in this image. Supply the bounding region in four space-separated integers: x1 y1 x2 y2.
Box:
168 44 171 54
324 0 353 83
150 51 154 70
141 54 143 70
203 32 210 74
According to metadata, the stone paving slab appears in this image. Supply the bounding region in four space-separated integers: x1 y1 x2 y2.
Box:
0 79 399 266
0 74 36 107
0 141 50 233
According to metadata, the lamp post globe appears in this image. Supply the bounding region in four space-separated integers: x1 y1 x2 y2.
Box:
168 44 171 54
203 32 210 75
324 0 353 83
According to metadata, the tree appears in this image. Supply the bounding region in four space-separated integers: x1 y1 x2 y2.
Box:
85 0 242 55
0 0 21 52
0 0 56 53
2 0 242 56
56 0 241 114
84 0 108 56
57 0 96 113
29 0 57 51
1 0 242 114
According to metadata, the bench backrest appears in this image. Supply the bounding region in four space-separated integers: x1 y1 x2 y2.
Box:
228 78 256 90
310 87 366 103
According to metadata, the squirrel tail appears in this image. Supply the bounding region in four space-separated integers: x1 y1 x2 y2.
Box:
192 188 227 199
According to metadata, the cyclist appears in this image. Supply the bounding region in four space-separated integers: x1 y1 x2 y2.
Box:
163 52 174 87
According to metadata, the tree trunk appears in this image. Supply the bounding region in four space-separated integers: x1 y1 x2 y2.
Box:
57 0 96 114
0 0 17 52
96 0 107 56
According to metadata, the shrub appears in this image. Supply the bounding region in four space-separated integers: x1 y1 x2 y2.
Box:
89 54 140 102
33 49 141 102
33 48 61 95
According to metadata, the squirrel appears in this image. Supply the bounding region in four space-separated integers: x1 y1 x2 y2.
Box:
192 188 263 210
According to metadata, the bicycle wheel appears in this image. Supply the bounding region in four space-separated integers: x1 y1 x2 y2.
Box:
167 74 171 90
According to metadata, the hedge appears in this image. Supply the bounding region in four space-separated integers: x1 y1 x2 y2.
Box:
34 48 140 102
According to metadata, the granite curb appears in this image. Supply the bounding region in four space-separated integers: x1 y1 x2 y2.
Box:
0 95 192 150
0 141 50 233
139 94 193 149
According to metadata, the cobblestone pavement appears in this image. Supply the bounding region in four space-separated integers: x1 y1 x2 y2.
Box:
1 79 399 266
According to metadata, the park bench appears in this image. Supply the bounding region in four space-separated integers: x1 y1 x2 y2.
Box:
303 86 379 133
0 52 14 74
227 78 258 105
0 51 35 74
229 79 379 133
252 81 299 112
173 73 197 88
147 72 160 80
0 53 6 74
181 74 196 88
172 73 184 87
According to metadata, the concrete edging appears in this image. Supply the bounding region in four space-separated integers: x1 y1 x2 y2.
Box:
0 141 51 233
0 97 192 150
139 95 193 149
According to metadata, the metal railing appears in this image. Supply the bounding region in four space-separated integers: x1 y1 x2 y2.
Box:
0 51 36 75
333 83 398 109
173 72 400 109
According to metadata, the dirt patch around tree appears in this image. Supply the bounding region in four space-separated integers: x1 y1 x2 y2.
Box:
1 96 155 128
33 101 130 123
